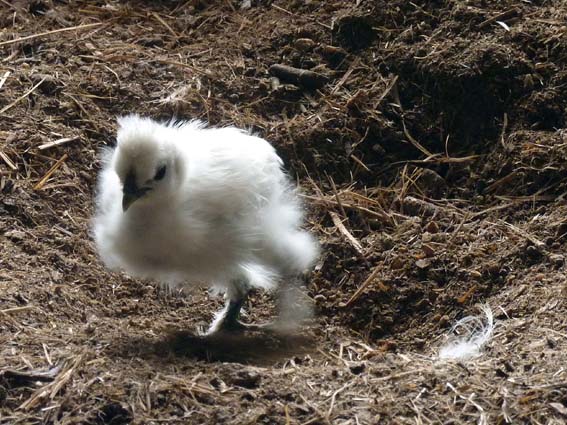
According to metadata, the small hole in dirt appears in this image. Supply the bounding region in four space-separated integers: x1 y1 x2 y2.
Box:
21 44 36 57
29 1 49 16
334 15 376 50
95 402 132 425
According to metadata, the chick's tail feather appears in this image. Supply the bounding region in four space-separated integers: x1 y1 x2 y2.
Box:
229 228 318 295
239 263 278 291
262 195 319 274
275 230 319 273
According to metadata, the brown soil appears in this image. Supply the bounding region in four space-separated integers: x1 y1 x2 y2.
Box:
1 1 567 423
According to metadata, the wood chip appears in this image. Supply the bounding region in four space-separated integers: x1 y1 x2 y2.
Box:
550 403 567 417
0 150 17 170
38 136 80 151
0 71 10 90
457 284 477 304
415 258 431 269
330 211 364 255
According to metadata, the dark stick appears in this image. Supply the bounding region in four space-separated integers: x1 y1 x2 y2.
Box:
269 64 329 89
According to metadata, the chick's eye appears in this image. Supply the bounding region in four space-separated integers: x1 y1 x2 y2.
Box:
154 165 166 181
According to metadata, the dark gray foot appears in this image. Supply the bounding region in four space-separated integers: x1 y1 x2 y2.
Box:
205 298 273 334
206 298 244 334
211 319 271 334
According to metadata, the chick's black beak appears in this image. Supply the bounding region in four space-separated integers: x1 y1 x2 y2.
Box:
122 192 139 212
122 172 145 212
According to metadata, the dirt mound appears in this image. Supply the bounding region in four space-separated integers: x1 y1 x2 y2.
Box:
1 0 567 423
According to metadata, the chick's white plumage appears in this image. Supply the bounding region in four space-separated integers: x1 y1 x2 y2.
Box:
93 115 318 333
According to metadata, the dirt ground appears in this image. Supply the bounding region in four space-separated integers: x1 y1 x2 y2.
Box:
1 0 567 423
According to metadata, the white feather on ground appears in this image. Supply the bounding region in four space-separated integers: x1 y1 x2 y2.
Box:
438 304 495 361
92 114 319 333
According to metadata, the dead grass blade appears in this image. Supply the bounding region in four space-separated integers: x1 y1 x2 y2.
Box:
33 154 68 190
302 194 392 224
373 74 399 109
478 8 520 29
0 305 35 314
344 265 382 307
38 137 80 151
402 119 433 157
0 23 103 47
0 71 10 90
19 355 84 410
152 12 179 39
0 77 46 115
0 150 17 170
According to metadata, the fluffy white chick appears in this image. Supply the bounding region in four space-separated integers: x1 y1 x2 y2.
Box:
93 115 318 333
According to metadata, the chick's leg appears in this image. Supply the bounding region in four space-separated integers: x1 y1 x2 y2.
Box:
206 278 250 334
273 276 312 332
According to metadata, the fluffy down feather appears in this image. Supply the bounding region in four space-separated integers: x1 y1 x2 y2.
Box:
93 115 318 330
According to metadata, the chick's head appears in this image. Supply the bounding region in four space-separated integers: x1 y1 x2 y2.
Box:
113 115 183 211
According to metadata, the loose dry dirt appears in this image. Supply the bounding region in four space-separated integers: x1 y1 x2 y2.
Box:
1 1 567 424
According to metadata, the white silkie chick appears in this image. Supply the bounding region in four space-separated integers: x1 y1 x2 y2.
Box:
93 115 319 334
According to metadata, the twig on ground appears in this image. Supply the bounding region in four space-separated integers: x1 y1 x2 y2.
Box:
0 23 103 47
479 8 520 29
1 365 62 386
326 174 347 218
350 154 371 172
0 150 17 170
390 154 481 166
330 212 364 255
401 120 433 157
373 75 399 109
33 154 68 190
331 58 360 94
19 355 84 410
344 265 382 307
500 113 509 149
326 382 354 421
498 220 546 248
271 4 332 29
284 405 291 425
302 194 392 224
397 195 461 219
152 12 179 39
38 137 80 151
0 71 10 90
0 306 35 314
269 64 329 89
0 77 46 115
